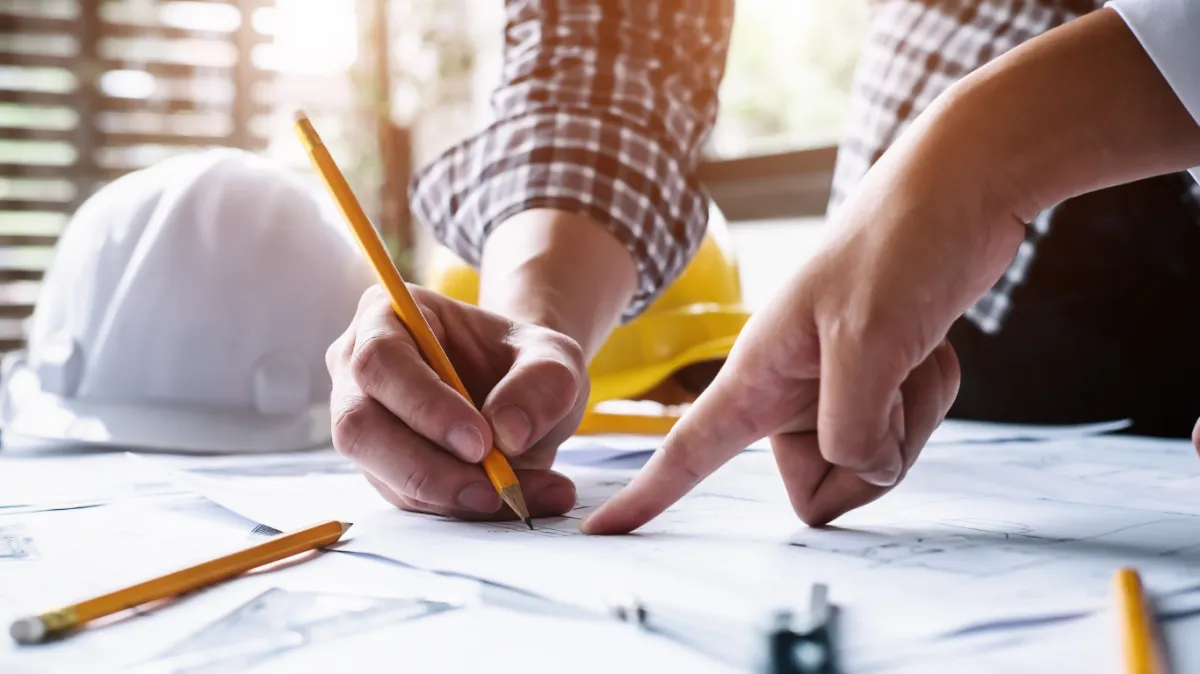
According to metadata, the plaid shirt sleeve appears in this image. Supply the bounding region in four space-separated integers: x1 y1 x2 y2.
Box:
410 0 734 320
829 0 1105 335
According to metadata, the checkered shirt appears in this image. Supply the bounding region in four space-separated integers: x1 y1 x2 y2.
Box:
411 0 1106 330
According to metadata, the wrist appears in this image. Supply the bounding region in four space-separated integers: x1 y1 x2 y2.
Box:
931 8 1200 223
479 209 637 358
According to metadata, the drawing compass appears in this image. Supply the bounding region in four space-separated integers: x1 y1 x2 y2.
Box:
608 582 839 673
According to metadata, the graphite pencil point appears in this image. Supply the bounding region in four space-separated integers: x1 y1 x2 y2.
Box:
524 517 534 530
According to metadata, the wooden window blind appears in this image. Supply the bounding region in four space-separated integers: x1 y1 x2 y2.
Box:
0 0 401 352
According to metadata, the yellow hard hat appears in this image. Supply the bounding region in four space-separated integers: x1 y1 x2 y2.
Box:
423 203 750 408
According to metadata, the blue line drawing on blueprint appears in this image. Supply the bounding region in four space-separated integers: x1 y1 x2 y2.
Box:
0 524 39 561
134 588 458 674
790 502 1200 580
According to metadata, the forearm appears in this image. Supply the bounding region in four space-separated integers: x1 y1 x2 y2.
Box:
934 7 1200 224
479 209 636 359
410 1 732 324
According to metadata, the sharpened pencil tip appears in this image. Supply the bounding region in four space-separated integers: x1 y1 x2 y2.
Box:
499 484 531 526
340 522 354 534
524 517 534 530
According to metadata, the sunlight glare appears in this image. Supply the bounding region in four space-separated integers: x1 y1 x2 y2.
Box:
267 0 357 75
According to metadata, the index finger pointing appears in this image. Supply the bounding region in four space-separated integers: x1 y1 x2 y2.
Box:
579 373 765 535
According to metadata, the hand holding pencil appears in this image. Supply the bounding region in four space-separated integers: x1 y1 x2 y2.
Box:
296 112 586 523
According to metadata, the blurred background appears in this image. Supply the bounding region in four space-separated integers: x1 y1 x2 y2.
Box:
0 0 867 351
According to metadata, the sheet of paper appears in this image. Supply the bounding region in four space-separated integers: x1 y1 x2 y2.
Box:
150 428 1200 670
131 449 391 530
585 401 1128 448
127 588 462 674
0 495 274 615
863 584 1200 674
556 419 1131 468
939 418 1131 444
247 603 740 674
0 452 184 513
0 503 483 674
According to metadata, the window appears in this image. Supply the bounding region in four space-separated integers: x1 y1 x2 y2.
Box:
0 0 396 350
708 0 868 160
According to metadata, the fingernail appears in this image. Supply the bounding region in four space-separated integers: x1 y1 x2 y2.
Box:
446 425 486 462
860 461 902 487
491 406 532 455
578 513 598 535
457 482 501 512
578 500 607 535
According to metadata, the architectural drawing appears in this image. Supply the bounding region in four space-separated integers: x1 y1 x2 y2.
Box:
0 524 38 561
137 588 457 673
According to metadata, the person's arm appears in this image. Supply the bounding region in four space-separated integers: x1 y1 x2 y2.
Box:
479 209 636 359
583 5 1200 534
410 0 735 354
953 2 1200 227
327 1 735 523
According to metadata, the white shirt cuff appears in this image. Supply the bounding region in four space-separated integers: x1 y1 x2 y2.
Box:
1106 0 1200 180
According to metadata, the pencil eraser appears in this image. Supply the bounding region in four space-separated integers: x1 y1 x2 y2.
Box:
9 616 46 645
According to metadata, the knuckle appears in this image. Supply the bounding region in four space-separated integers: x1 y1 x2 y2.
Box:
331 397 373 462
825 307 923 376
535 355 579 388
349 333 390 393
657 442 707 489
518 358 581 417
325 332 349 374
408 282 432 302
401 389 436 429
547 331 586 370
400 466 435 502
726 397 767 441
935 340 962 396
357 284 385 313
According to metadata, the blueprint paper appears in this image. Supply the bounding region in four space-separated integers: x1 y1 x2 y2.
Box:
150 429 1200 667
132 451 390 530
0 453 183 513
248 603 740 674
555 419 1130 468
0 504 481 674
129 588 458 674
922 418 1129 445
3 425 1199 673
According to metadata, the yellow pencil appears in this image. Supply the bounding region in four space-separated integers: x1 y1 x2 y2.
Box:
1114 567 1167 674
576 410 680 436
292 110 531 527
10 520 350 645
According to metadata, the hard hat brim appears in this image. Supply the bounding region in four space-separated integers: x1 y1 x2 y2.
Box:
0 363 332 454
587 332 740 408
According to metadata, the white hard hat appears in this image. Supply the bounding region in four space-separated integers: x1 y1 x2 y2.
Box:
0 148 374 453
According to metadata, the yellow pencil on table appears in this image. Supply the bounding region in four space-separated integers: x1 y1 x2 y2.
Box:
576 410 680 436
1114 567 1167 674
10 520 350 645
292 110 532 527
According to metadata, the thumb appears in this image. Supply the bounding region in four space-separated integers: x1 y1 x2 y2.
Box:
580 365 769 535
479 328 588 458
